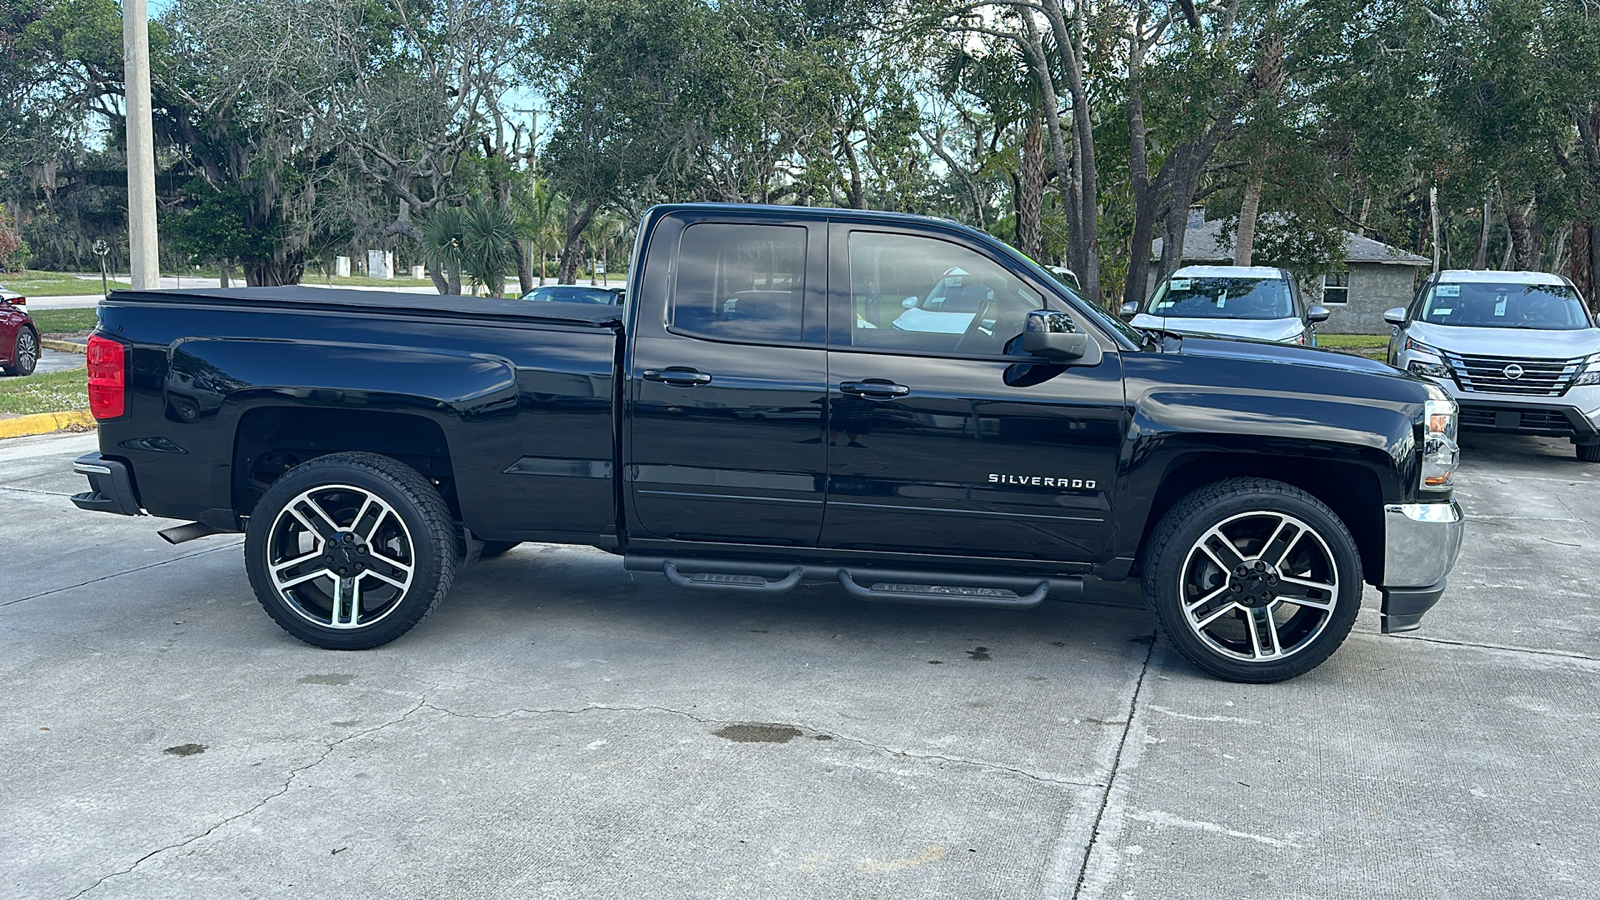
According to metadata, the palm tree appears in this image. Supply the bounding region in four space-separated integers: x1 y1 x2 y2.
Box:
460 199 518 297
420 207 466 295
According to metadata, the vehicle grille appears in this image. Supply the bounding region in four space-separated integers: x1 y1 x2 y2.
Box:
1441 351 1583 396
1458 404 1576 435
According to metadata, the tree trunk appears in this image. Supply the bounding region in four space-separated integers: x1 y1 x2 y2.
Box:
1506 197 1536 271
514 240 533 296
1429 185 1441 275
1234 173 1263 266
1016 110 1044 261
244 255 304 287
1473 197 1492 269
558 202 597 284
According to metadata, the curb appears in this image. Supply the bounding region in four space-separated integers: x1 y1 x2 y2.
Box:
41 338 87 353
0 409 96 440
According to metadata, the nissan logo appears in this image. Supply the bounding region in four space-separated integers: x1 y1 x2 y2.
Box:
1503 364 1525 380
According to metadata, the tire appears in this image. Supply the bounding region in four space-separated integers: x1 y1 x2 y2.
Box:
478 540 521 560
3 328 38 377
1578 443 1600 463
244 452 460 649
1142 478 1362 683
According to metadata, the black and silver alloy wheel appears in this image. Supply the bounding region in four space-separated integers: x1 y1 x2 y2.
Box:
1179 511 1339 664
1143 478 1361 683
265 484 417 631
245 452 458 649
4 328 37 376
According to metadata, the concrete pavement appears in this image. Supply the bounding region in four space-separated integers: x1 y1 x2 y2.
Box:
2 430 1598 898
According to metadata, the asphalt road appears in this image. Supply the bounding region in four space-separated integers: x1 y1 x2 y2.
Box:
2 429 1597 898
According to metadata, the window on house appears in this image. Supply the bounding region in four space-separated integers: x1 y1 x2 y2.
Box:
1324 271 1350 305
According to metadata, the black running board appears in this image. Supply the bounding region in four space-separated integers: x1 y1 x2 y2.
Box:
626 555 1080 609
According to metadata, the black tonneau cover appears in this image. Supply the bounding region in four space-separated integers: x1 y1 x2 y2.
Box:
107 286 625 328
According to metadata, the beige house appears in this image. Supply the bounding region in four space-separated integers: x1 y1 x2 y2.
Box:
1150 217 1430 335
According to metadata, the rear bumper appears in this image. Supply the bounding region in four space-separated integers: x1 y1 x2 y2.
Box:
70 453 144 516
1379 501 1464 634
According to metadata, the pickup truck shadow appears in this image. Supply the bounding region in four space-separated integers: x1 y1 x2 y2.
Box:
444 545 1152 659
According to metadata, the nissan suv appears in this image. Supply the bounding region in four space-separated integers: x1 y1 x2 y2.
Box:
1387 270 1600 461
1121 265 1329 346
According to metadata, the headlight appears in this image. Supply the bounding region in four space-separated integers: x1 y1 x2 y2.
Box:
1404 336 1452 380
1573 353 1600 387
1421 385 1459 489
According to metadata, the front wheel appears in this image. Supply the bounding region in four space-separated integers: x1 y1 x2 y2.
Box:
1142 478 1362 683
245 452 460 649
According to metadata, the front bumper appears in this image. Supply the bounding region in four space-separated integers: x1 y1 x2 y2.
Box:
70 453 144 516
1379 500 1464 634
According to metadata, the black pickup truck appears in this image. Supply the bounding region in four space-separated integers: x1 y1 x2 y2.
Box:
71 204 1464 682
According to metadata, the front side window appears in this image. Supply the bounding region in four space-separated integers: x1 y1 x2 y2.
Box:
671 223 805 343
1146 276 1294 320
1418 282 1591 330
847 231 1045 355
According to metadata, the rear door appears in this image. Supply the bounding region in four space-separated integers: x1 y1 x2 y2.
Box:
623 211 830 546
820 222 1126 563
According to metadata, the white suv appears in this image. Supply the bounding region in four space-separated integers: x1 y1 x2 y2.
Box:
1122 265 1329 345
1387 270 1600 462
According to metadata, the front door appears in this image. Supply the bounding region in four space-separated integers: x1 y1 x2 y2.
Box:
820 225 1126 563
624 214 830 546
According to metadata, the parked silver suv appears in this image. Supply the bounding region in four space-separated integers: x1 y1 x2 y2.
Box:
1122 265 1329 345
1387 270 1600 462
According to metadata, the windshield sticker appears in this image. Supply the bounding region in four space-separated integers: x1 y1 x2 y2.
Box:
1433 308 1453 315
1495 297 1508 317
1436 284 1460 298
1169 279 1190 291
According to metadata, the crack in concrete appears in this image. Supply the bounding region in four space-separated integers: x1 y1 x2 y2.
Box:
0 484 74 497
1375 631 1600 666
1068 631 1157 900
416 700 1098 789
68 699 430 899
0 541 241 608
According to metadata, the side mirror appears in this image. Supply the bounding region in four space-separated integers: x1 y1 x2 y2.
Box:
902 296 919 309
1307 305 1331 324
1020 310 1104 365
1383 307 1407 326
1119 301 1139 319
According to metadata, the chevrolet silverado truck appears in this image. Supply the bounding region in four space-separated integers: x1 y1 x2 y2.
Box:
70 204 1464 682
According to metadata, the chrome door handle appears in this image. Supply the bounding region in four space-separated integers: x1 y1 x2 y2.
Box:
643 368 713 386
839 380 910 398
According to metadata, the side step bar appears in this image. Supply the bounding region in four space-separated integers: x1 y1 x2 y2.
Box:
626 555 1081 609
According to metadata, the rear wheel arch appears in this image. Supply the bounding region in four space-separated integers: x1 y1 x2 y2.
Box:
233 407 457 521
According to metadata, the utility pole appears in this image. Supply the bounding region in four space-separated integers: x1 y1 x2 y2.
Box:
124 0 160 290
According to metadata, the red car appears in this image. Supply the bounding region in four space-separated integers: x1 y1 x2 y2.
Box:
1 285 40 377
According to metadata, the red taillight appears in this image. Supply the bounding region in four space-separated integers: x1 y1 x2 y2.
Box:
87 335 126 420
7 295 23 307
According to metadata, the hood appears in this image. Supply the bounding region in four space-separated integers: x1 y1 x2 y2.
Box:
1130 313 1303 343
1175 334 1409 379
1407 320 1600 360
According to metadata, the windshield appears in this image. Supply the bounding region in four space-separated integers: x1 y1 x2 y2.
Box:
1146 276 1294 320
1418 282 1590 330
521 286 619 304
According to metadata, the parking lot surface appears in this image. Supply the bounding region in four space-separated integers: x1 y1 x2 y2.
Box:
3 429 1598 898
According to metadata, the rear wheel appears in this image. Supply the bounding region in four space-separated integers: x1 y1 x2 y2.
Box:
1143 478 1362 683
3 328 37 376
1577 443 1600 463
245 452 459 649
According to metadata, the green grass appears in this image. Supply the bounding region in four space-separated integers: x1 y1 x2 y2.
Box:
28 308 99 335
315 274 435 288
1316 333 1390 350
0 367 88 416
1 271 128 296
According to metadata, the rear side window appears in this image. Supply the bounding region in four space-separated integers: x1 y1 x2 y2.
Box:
671 223 805 343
